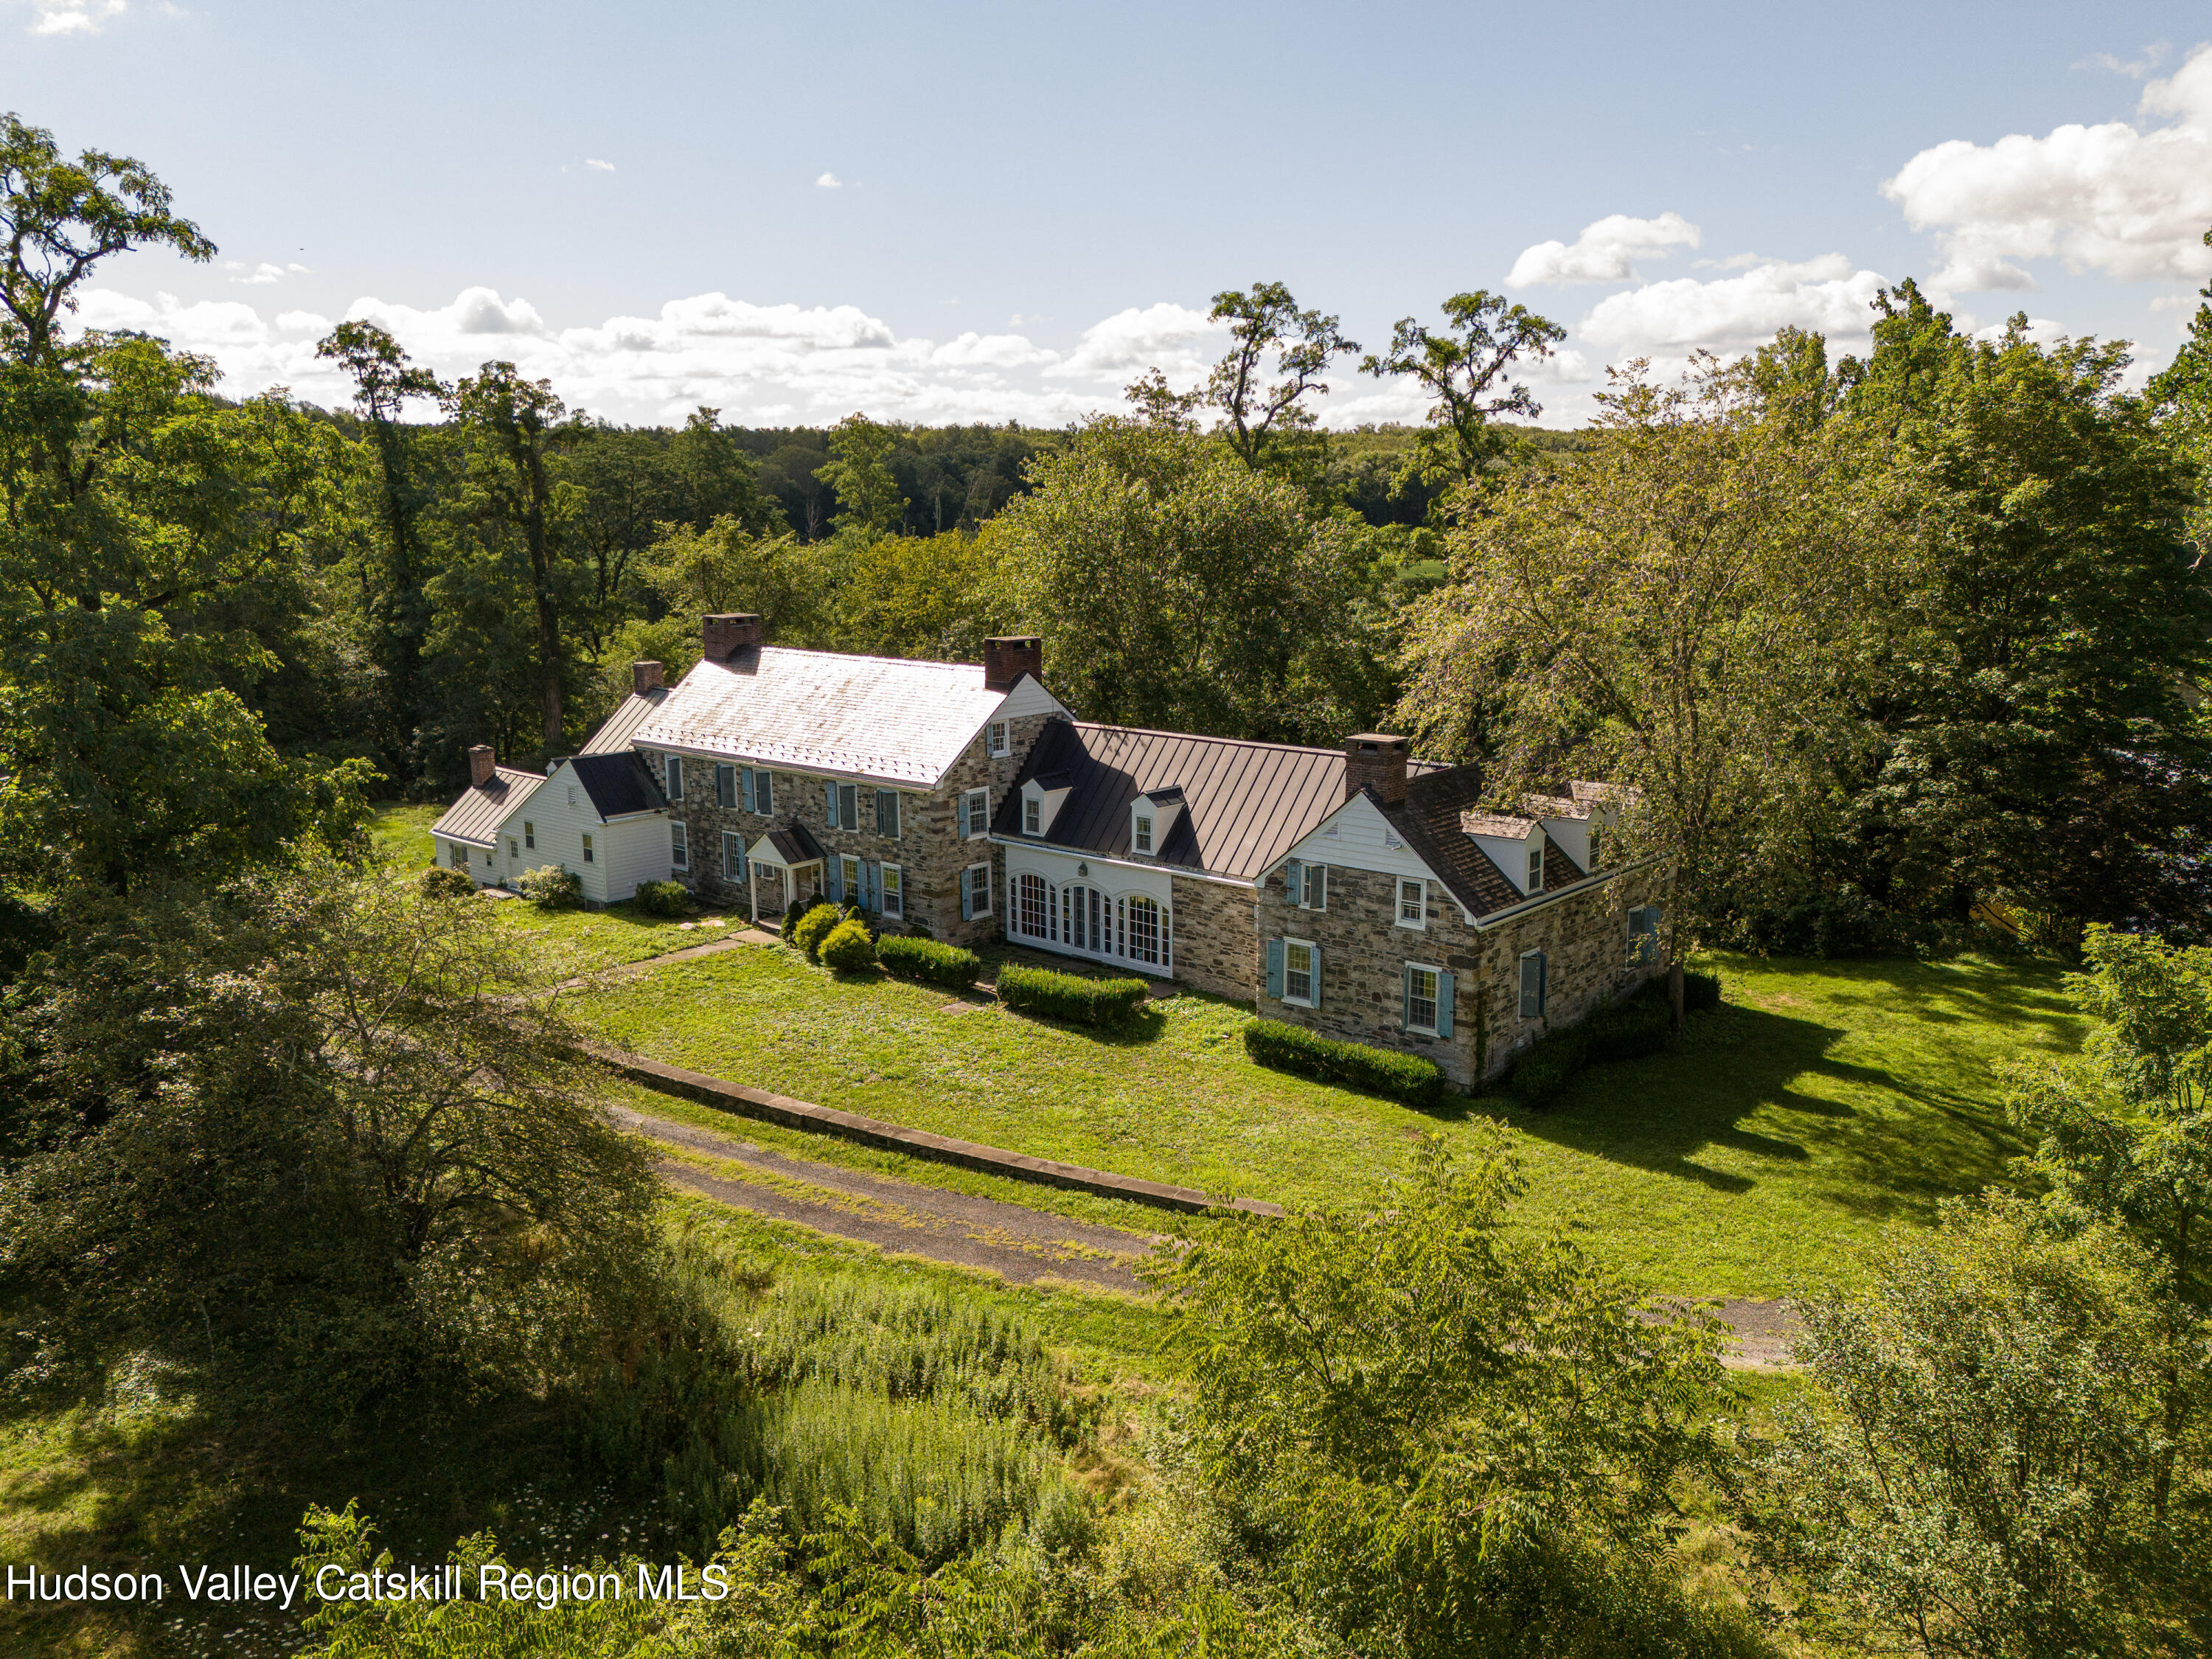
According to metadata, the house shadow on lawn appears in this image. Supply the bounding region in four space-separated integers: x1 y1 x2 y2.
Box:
1492 955 2079 1224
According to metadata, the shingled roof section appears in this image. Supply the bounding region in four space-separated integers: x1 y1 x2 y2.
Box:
1371 767 1596 922
992 721 1438 883
581 686 669 754
566 751 668 820
430 767 545 848
631 645 1027 787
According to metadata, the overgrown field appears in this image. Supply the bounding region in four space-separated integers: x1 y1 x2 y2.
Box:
567 944 2080 1298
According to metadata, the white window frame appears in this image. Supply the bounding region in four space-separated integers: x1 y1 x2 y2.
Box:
508 836 518 859
1396 877 1427 929
1023 796 1040 835
669 822 687 870
1405 961 1443 1036
1303 862 1327 910
582 832 596 864
1282 936 1318 1008
1527 841 1544 893
755 771 773 816
722 830 745 881
877 789 901 838
964 862 992 917
963 787 990 840
880 861 903 919
523 820 535 849
988 720 1009 757
1133 808 1153 855
449 840 467 869
841 854 861 898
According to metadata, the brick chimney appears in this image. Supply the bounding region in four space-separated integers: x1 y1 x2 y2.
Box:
702 613 762 661
984 635 1043 692
1344 733 1409 805
468 744 497 787
631 659 665 695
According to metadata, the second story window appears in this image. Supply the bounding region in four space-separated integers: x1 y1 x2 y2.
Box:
1023 796 1040 835
665 754 683 802
1587 825 1603 868
961 788 990 838
876 790 900 837
1527 843 1545 893
988 720 1009 757
582 832 595 864
1134 813 1152 854
524 821 535 849
1397 879 1425 928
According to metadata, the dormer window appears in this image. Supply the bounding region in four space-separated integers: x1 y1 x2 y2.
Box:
1587 826 1602 868
1133 813 1153 854
1527 844 1544 893
1024 796 1040 835
988 720 1009 757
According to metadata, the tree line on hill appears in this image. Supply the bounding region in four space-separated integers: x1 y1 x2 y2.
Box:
3 109 2212 1659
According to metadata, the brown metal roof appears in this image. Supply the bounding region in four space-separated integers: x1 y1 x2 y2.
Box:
581 686 669 754
992 720 1436 883
429 767 546 848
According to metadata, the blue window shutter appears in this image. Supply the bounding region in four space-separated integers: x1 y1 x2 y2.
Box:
1539 953 1548 1014
961 872 973 921
829 859 844 901
1437 971 1454 1038
957 793 969 838
826 784 838 828
1286 858 1303 905
1265 937 1284 1000
1315 864 1327 910
1402 964 1413 1029
1310 945 1322 1010
740 767 754 813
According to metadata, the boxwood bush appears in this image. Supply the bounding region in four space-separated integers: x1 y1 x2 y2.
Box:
633 878 690 917
995 962 1151 1029
819 917 879 973
518 864 582 910
418 864 476 900
878 935 982 990
1242 1019 1447 1109
792 902 842 962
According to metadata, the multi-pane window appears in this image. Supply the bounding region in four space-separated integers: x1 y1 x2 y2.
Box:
876 790 900 838
964 863 992 917
961 788 990 838
450 841 467 869
582 832 596 864
1018 872 1051 938
881 863 903 919
1406 965 1440 1033
524 821 535 849
670 823 687 870
1398 879 1425 927
1133 813 1153 854
722 831 745 881
988 720 1009 757
509 838 518 859
841 855 861 900
1023 796 1040 835
1284 939 1315 1004
665 754 684 802
1302 863 1326 908
1127 896 1161 964
1526 844 1544 892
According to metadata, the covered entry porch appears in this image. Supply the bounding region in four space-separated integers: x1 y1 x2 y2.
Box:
745 822 827 923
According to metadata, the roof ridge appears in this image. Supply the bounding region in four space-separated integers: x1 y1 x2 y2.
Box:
1069 721 1349 759
751 643 986 675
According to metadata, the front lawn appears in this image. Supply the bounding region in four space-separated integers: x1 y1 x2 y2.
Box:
564 946 2082 1300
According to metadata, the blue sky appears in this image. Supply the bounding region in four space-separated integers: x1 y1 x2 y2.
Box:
10 0 2212 426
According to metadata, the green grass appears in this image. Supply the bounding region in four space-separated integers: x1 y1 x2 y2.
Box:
368 799 439 870
566 945 2083 1300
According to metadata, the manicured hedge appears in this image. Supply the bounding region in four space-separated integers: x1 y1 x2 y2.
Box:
518 864 582 909
633 879 690 917
819 917 879 972
1242 1019 1447 1109
995 962 1151 1029
878 934 982 990
793 902 842 962
1501 972 1725 1110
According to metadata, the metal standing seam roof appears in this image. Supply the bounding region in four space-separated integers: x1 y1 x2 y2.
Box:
581 686 669 754
630 645 1024 787
992 721 1441 883
428 768 546 848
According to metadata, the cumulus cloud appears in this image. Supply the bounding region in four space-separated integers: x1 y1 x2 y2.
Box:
1883 41 2212 290
1507 212 1701 285
584 158 614 173
1046 302 1222 383
815 172 842 189
226 260 309 285
29 0 125 32
2073 42 2169 78
1577 255 1887 355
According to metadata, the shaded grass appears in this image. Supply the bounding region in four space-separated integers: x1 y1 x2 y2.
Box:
567 945 2082 1298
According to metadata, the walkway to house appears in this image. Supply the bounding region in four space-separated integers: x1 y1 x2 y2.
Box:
615 1100 1806 1368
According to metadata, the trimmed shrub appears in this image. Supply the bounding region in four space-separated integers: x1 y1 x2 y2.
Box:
819 917 878 973
793 902 842 962
779 900 805 942
418 864 476 900
518 864 582 909
1502 974 1724 1110
1242 1019 1447 1109
879 934 981 990
633 878 690 917
995 962 1151 1029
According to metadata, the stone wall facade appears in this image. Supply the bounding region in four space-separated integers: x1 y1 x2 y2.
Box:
667 711 1058 948
1168 874 1260 1001
1252 859 1671 1088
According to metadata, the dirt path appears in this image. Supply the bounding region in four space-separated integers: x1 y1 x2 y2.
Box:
615 1105 1805 1365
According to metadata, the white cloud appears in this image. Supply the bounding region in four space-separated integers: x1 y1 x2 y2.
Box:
29 0 125 33
585 158 615 173
1577 255 1887 355
225 260 307 285
2073 42 2169 78
1883 41 2212 290
815 172 843 189
1507 212 1701 285
1046 302 1222 383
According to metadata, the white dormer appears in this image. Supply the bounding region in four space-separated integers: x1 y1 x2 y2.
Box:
1020 771 1075 837
1131 787 1184 856
1524 780 1630 873
1464 810 1547 895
